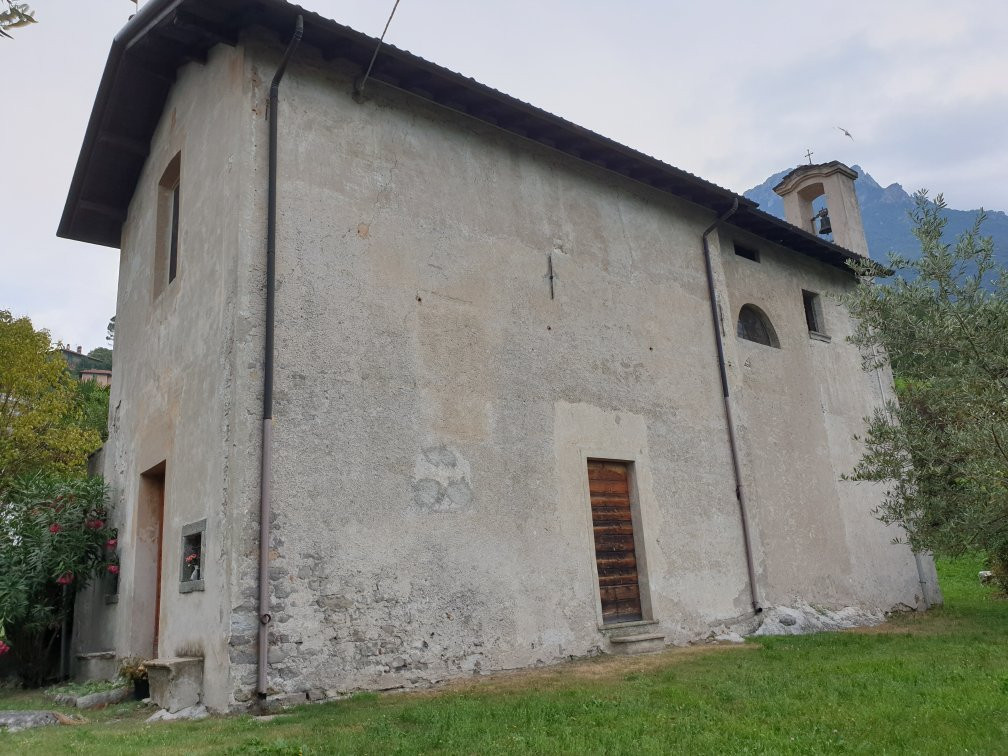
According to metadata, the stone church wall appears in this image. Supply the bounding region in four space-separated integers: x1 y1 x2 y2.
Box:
221 36 929 703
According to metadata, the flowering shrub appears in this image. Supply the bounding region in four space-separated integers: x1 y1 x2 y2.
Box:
0 472 115 686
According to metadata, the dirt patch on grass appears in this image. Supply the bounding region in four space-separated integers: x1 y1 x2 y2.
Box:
400 643 757 699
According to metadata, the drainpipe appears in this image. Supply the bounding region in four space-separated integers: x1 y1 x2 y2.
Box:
258 14 303 701
701 200 764 613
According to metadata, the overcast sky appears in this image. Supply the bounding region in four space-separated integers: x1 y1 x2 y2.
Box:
3 0 1007 351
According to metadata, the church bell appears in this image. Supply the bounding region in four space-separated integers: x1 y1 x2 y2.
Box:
813 207 832 236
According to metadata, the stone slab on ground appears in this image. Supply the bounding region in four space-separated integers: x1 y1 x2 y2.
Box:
74 686 132 709
259 692 309 713
753 603 884 636
0 711 59 733
146 704 208 722
48 685 131 709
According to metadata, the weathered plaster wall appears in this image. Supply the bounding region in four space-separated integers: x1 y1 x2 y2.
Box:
73 43 254 711
718 231 927 609
78 31 931 709
223 36 928 702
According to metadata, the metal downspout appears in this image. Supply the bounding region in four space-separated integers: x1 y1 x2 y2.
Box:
701 200 764 613
258 14 303 701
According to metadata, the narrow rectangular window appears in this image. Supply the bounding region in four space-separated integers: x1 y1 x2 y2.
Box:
154 152 181 298
168 184 180 283
587 460 643 624
802 289 825 335
734 244 760 262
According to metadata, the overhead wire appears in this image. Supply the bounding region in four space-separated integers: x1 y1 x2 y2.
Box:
356 0 402 95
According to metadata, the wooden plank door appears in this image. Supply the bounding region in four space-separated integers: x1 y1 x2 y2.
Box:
152 476 165 657
137 461 167 659
587 460 643 624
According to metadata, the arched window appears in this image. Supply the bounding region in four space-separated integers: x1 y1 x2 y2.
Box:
737 304 779 347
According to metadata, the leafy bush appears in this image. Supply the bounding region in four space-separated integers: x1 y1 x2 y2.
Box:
75 378 110 442
0 473 116 686
0 310 102 485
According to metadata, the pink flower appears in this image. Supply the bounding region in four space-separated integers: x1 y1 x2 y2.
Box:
86 519 104 530
56 571 74 585
106 538 118 549
185 553 199 564
0 641 10 656
107 564 120 575
49 523 62 534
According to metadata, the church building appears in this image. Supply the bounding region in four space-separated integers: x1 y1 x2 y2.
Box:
61 0 940 711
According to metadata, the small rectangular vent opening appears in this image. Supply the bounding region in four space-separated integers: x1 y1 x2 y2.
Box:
734 244 760 262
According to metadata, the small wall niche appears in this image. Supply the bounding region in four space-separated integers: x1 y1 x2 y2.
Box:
179 519 206 593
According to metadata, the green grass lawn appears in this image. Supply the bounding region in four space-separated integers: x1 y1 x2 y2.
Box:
2 556 1006 754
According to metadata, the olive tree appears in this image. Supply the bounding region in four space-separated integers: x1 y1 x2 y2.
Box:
0 2 35 38
845 191 1008 588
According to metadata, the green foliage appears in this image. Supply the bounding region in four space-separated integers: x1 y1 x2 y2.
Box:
0 1 35 38
0 473 115 686
76 378 110 442
0 311 102 488
86 347 113 370
845 191 1008 586
106 315 116 347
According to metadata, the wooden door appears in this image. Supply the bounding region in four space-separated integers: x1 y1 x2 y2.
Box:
152 479 164 657
140 462 166 659
587 460 643 624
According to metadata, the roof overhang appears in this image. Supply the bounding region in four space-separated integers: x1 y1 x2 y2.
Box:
59 0 867 274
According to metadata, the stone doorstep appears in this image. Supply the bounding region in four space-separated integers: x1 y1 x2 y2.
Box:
147 656 204 714
606 633 666 656
600 619 660 639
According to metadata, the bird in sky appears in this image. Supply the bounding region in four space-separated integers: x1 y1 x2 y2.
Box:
837 126 854 140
